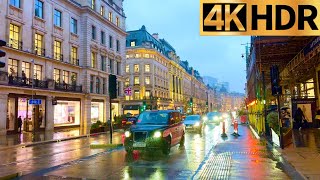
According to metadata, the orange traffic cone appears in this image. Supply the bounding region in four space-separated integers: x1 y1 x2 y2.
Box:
232 120 240 136
221 121 227 137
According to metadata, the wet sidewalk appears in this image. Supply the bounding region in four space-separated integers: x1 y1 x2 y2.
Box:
279 128 320 179
193 122 292 179
0 128 113 150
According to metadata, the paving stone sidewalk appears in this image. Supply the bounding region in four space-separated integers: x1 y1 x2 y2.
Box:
193 123 292 179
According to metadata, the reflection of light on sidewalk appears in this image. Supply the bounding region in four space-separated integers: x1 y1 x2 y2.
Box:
123 166 130 180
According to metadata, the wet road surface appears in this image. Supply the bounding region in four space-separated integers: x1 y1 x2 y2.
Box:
0 132 123 178
13 121 291 180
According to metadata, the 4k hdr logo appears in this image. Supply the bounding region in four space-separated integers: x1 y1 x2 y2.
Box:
200 0 320 36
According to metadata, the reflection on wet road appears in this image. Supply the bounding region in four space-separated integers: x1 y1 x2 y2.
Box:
0 133 123 178
28 124 220 179
0 122 292 179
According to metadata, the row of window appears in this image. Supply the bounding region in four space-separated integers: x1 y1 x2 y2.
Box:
91 26 121 51
125 76 169 88
7 58 78 84
126 90 168 100
125 64 150 73
9 23 121 64
125 77 151 86
128 40 164 54
126 53 168 67
90 0 121 27
53 68 78 84
90 75 106 94
8 59 42 80
9 0 121 29
90 52 121 74
9 23 79 64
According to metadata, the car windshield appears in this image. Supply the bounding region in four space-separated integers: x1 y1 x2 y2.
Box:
185 115 200 121
207 112 222 117
137 111 169 125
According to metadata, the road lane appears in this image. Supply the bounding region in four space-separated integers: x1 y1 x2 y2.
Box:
28 124 221 179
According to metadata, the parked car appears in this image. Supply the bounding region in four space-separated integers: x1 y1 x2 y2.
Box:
184 115 203 133
124 110 185 155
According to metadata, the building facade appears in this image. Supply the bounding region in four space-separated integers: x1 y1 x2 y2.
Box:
123 26 208 115
0 0 126 135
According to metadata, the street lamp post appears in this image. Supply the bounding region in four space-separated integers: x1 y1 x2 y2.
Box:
31 59 35 136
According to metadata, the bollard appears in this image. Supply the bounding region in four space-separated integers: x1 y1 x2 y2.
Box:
221 121 227 137
232 120 240 136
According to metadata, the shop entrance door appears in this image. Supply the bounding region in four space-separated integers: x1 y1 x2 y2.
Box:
16 98 42 132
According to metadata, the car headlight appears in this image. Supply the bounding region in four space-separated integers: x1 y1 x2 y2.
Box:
214 116 219 121
194 122 200 127
203 116 208 121
125 131 131 137
153 131 162 138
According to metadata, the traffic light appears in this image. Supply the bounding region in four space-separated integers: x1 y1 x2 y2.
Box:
270 65 282 95
143 101 146 110
189 97 193 106
0 40 6 68
109 74 117 99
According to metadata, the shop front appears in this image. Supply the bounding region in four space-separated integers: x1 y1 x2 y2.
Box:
7 94 46 134
53 98 80 127
91 100 105 123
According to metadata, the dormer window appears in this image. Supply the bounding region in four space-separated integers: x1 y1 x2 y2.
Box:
130 41 136 47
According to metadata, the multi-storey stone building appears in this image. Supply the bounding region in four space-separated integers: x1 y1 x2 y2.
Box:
123 26 208 115
0 0 126 135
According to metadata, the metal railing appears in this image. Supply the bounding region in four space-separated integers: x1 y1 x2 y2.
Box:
70 58 79 66
54 82 82 92
34 47 46 57
54 53 63 61
8 75 48 88
8 39 23 50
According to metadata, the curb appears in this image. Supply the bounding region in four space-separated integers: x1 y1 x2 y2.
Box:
0 132 109 151
247 125 306 180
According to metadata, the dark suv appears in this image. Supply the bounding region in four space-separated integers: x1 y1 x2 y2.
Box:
124 110 185 155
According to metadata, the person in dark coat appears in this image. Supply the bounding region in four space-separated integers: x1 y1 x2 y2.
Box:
17 116 22 133
293 108 305 130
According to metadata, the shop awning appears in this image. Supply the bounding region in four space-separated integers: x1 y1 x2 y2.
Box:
123 105 140 110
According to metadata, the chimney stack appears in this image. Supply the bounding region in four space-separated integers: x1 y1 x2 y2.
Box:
152 33 159 40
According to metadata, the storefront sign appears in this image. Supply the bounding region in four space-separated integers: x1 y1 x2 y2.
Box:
29 99 42 105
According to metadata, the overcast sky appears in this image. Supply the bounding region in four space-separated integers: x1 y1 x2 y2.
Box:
123 0 249 93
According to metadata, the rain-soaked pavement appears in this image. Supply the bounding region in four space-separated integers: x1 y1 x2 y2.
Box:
0 132 123 178
5 120 292 180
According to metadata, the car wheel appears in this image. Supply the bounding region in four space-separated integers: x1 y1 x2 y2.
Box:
163 138 171 155
180 133 185 146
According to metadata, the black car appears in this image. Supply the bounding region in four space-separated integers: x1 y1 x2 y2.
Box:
124 110 185 155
